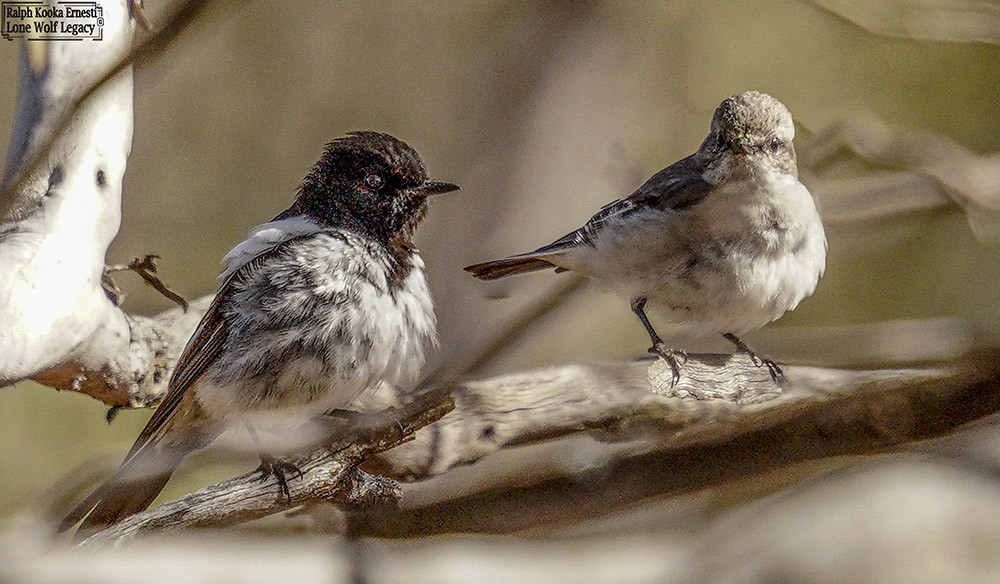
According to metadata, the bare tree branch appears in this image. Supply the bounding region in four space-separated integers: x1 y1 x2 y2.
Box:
65 342 1000 542
77 386 454 547
347 350 999 537
12 451 1000 583
363 353 786 482
103 254 189 310
807 0 1000 45
801 113 1000 240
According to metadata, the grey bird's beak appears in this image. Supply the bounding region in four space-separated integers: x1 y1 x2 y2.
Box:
728 139 751 155
412 180 461 197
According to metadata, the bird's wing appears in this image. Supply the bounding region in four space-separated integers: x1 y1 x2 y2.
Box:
123 217 321 464
531 154 713 256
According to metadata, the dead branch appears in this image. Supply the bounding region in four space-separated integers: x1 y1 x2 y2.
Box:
103 255 189 310
78 386 454 547
362 353 787 482
11 450 1000 583
68 343 1000 542
800 113 1000 240
807 0 1000 45
346 350 999 537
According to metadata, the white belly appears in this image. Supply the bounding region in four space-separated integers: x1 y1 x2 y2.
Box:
557 176 826 336
195 233 436 426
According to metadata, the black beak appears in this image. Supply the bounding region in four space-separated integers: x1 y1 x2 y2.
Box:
411 180 460 197
729 139 751 155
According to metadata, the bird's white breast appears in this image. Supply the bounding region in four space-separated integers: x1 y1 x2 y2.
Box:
561 173 826 336
196 219 437 432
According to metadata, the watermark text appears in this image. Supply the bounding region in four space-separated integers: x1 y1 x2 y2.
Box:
2 1 104 41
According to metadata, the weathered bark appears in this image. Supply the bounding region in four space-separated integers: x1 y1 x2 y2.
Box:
71 348 1000 543
79 386 455 547
0 0 218 407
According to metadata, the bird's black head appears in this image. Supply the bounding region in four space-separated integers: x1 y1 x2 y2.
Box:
293 131 459 248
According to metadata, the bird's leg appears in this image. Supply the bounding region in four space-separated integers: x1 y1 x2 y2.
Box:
631 297 687 386
722 333 783 382
257 454 303 503
246 424 302 503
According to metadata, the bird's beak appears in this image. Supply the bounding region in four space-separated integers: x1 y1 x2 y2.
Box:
411 180 461 197
730 139 752 156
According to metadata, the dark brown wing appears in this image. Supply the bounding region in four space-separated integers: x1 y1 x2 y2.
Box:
122 250 281 464
122 293 227 463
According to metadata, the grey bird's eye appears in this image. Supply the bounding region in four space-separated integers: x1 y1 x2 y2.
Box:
364 174 384 190
769 137 783 152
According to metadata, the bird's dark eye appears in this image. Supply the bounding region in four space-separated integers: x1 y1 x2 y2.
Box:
364 174 384 190
769 137 783 152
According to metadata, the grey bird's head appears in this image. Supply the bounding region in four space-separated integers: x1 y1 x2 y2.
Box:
699 91 797 183
292 131 459 246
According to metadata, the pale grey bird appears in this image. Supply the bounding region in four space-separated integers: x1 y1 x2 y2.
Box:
60 131 458 536
466 91 826 383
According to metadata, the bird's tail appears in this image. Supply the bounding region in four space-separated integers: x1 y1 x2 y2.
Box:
464 254 557 280
58 441 194 539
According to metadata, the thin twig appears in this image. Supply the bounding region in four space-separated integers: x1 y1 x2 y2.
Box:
104 255 189 311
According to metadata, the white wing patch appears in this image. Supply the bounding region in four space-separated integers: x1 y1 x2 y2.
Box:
221 216 321 282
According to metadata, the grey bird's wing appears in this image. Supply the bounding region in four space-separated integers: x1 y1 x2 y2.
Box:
535 154 711 254
465 154 711 280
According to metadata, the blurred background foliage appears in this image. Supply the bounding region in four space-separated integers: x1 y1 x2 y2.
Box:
0 0 998 523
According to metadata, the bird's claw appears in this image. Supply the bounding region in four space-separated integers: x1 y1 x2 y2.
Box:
722 333 784 384
760 358 784 383
741 347 783 383
257 456 303 502
649 343 687 387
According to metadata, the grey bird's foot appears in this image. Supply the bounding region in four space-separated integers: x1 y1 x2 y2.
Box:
257 455 303 502
631 297 688 386
649 343 688 387
722 333 784 383
758 356 783 382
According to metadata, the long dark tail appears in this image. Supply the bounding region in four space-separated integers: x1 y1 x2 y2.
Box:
464 255 557 280
58 442 191 539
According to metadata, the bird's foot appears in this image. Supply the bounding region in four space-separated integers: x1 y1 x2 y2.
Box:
648 343 688 387
740 347 783 383
722 333 784 383
257 455 303 502
760 358 784 383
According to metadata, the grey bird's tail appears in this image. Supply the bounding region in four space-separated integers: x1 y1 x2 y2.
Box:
464 254 557 280
58 439 198 539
